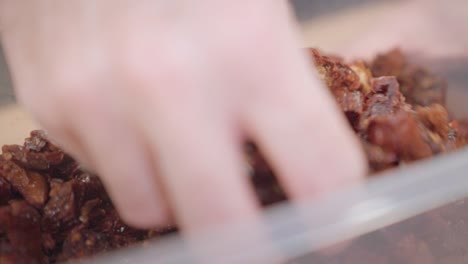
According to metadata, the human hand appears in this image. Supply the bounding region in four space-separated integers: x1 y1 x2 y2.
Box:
342 0 468 60
0 0 365 232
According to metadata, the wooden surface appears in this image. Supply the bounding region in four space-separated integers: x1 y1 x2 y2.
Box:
0 105 38 144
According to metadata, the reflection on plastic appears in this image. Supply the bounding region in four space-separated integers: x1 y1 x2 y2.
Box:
81 148 468 264
346 198 396 226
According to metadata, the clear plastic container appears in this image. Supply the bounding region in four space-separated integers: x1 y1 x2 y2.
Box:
1 1 468 263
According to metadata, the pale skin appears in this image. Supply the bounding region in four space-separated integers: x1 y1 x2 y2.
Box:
1 0 464 235
0 1 366 233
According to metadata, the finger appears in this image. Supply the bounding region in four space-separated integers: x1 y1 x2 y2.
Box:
143 105 259 233
64 93 171 228
340 1 462 60
244 48 366 200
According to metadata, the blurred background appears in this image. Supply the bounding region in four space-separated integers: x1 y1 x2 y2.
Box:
0 44 13 106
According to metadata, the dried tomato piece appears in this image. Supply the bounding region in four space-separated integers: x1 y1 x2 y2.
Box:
415 104 450 138
24 130 49 152
75 172 107 202
361 77 407 127
147 226 178 239
310 48 364 126
371 49 406 78
0 159 49 208
400 66 447 107
2 144 65 170
85 206 147 244
0 201 48 264
42 179 83 235
367 111 433 161
350 61 373 95
311 48 361 93
48 156 80 181
448 119 468 149
246 143 287 206
362 142 398 172
57 226 112 261
42 233 56 253
79 199 105 225
371 48 446 107
0 177 14 206
0 255 17 264
42 174 107 238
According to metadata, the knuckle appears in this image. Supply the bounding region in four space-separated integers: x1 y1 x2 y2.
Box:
118 51 181 100
117 51 196 109
50 70 96 110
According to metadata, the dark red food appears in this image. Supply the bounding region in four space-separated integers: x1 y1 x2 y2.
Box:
0 131 175 263
0 49 467 263
370 48 447 107
309 48 468 172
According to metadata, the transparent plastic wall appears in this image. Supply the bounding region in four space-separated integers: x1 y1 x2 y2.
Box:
1 0 468 263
